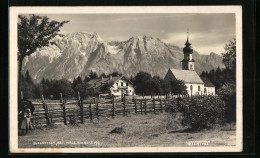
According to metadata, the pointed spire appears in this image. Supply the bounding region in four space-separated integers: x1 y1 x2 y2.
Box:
185 29 191 46
187 28 189 40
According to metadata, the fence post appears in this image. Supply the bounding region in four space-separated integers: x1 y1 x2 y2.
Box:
134 98 137 114
41 95 50 125
21 91 23 100
89 102 92 121
144 99 147 115
60 93 67 125
78 91 84 124
164 98 167 112
140 101 143 114
153 97 156 114
160 98 163 113
96 98 99 121
112 96 115 119
123 94 126 116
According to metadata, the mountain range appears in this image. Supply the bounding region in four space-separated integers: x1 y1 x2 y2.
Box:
22 32 225 83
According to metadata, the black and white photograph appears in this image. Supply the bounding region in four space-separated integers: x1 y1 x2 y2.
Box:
9 6 242 153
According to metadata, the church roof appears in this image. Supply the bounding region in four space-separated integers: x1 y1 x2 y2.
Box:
169 69 204 84
200 77 215 87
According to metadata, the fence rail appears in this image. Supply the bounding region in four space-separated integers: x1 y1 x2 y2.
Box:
29 93 186 126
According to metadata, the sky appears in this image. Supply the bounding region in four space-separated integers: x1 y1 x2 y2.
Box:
40 13 235 55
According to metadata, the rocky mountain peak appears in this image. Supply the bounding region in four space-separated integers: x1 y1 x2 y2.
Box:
23 32 225 82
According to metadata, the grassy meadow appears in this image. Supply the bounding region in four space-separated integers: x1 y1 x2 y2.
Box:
18 113 236 148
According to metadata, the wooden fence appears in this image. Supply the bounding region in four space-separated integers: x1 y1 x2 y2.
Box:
30 93 180 126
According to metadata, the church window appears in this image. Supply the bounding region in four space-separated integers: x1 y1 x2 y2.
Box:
190 85 193 91
198 86 200 91
121 82 123 86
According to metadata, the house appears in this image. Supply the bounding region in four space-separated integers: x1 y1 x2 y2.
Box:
164 31 215 96
201 77 215 95
87 75 135 97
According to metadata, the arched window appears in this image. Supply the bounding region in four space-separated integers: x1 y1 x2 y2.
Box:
190 85 193 91
198 86 200 91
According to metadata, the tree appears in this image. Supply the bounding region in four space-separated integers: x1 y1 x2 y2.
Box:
99 73 107 79
74 82 91 99
161 80 172 95
217 82 236 122
33 84 43 98
89 70 98 79
108 72 122 77
170 79 187 96
18 14 68 99
150 76 163 95
20 74 34 99
84 76 91 82
100 82 114 93
222 38 236 73
51 79 74 99
133 71 153 95
25 70 33 85
76 76 83 84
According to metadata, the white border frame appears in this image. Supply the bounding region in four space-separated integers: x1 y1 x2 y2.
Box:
9 6 243 153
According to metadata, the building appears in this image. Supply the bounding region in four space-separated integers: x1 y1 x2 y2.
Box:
164 31 215 96
201 77 215 95
164 68 204 96
87 75 135 97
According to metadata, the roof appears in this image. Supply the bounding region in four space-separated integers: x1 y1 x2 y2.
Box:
200 77 215 87
169 69 204 84
87 76 132 89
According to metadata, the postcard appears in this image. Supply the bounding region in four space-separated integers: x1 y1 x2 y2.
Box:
9 6 242 153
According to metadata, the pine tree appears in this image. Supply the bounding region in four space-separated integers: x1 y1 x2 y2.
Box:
89 70 98 79
76 76 83 84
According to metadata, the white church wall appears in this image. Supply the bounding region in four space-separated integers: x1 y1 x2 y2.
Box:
185 83 204 96
204 87 215 95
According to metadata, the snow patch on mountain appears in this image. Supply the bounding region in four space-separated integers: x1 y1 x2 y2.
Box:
107 45 121 54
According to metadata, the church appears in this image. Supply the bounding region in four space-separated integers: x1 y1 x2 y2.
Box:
164 32 215 96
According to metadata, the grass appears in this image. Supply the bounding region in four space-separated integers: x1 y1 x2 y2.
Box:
18 113 236 148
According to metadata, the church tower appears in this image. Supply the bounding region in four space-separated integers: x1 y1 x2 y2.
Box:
182 30 195 70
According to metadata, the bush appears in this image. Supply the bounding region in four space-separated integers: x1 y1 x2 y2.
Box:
180 96 226 131
217 82 236 122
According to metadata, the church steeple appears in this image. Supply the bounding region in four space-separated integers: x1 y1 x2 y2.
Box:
185 30 191 47
182 30 195 70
